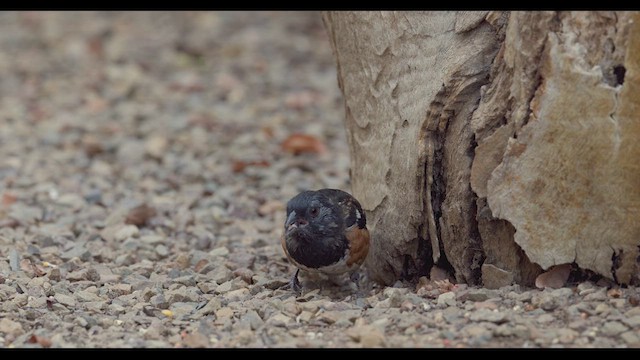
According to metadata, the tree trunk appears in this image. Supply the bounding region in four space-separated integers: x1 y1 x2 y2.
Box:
323 11 640 287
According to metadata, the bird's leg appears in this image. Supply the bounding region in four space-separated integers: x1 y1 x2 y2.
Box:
290 269 302 295
350 271 361 288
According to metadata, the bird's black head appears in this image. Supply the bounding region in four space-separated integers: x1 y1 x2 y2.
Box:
284 190 343 242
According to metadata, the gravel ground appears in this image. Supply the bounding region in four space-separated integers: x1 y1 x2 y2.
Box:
0 11 638 348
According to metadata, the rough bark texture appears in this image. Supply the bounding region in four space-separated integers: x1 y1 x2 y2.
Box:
324 11 640 286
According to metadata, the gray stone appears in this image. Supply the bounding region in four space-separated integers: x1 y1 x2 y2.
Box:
9 249 20 272
469 308 508 324
536 313 555 324
150 294 169 309
54 293 77 307
437 292 456 307
622 316 640 328
532 293 559 311
61 245 91 262
0 318 23 336
481 264 514 289
155 244 169 258
621 331 640 345
600 321 628 336
194 298 221 318
240 310 264 330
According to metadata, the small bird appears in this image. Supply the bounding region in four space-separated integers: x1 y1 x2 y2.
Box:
281 188 370 294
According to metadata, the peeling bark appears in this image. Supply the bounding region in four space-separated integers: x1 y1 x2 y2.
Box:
324 11 640 286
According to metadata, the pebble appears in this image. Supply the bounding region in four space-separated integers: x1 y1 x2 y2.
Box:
437 292 456 307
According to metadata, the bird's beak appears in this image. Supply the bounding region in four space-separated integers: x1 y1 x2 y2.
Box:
285 211 297 230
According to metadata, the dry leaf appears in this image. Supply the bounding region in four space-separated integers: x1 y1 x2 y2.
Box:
535 263 571 289
607 288 622 298
2 192 17 207
231 160 270 173
28 334 52 348
125 204 157 226
281 133 327 155
82 135 104 157
161 310 173 318
194 259 209 273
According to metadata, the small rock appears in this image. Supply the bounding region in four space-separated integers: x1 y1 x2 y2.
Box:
56 193 85 210
346 325 385 347
437 292 456 307
194 298 221 317
54 293 77 308
233 268 254 284
144 135 168 159
266 313 291 327
600 321 628 336
216 280 234 293
0 318 23 336
76 290 102 302
621 331 640 345
109 284 132 297
556 329 579 344
469 308 508 324
297 311 314 323
532 293 558 311
170 302 197 319
224 288 249 301
210 267 233 284
240 310 263 330
182 331 209 348
114 225 139 242
594 303 610 315
9 249 20 272
166 288 199 303
460 288 497 302
622 315 640 328
150 294 169 309
536 313 555 324
481 263 514 289
625 308 640 317
209 247 229 257
155 245 169 258
61 245 91 262
462 324 493 345
215 307 234 318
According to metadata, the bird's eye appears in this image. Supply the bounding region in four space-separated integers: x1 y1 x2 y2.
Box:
309 207 319 218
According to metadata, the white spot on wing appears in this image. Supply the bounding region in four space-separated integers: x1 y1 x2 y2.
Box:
355 209 361 220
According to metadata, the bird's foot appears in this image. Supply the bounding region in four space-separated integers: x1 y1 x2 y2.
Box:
290 269 302 296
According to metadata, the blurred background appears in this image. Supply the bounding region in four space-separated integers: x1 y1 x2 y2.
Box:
0 11 349 247
0 12 352 347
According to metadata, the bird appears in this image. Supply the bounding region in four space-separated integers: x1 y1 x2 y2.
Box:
281 188 370 294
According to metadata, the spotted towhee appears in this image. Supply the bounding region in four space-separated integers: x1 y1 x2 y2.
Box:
281 188 370 294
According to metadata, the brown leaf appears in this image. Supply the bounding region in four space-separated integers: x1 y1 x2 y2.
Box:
194 259 209 273
281 133 327 155
607 288 622 298
125 204 157 227
231 160 270 173
2 192 17 207
82 135 104 157
535 263 571 289
28 334 52 348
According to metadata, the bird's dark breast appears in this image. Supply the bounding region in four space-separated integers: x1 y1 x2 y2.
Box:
286 232 348 269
